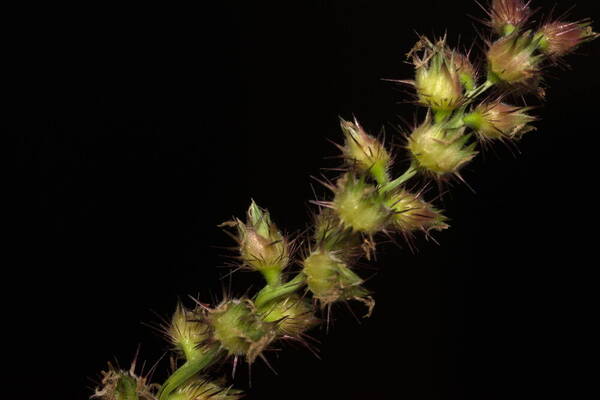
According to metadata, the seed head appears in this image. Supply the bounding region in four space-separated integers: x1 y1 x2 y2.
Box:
447 50 478 91
488 0 531 36
464 101 536 140
408 37 465 113
221 201 289 278
340 118 392 184
167 303 210 361
407 119 477 177
387 189 448 233
93 363 157 400
259 295 319 337
486 31 543 87
303 250 372 312
537 20 598 58
313 209 361 253
332 174 391 234
207 298 277 363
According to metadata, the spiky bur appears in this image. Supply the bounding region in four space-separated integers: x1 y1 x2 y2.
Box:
464 101 536 141
339 118 392 184
259 295 320 336
486 31 544 88
207 298 277 363
537 20 599 58
330 174 391 234
386 189 448 234
93 363 158 400
487 0 531 36
407 117 477 178
447 49 478 92
406 37 469 120
166 378 242 400
302 249 373 314
220 201 289 286
312 208 362 253
166 303 210 361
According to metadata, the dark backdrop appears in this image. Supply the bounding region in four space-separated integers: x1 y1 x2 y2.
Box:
18 1 600 399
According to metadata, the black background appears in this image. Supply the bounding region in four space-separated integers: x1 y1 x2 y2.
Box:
16 1 600 399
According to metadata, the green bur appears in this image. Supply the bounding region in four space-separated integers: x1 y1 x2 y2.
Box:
303 250 369 306
333 174 390 234
209 299 277 362
407 120 477 177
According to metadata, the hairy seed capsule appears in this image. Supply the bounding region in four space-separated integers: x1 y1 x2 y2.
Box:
415 63 463 112
332 174 391 234
409 38 464 113
340 118 392 184
221 201 289 282
208 299 277 363
537 20 598 58
448 50 478 91
167 303 209 361
486 32 542 86
488 0 531 36
303 250 370 308
387 189 448 233
407 119 477 177
259 295 319 336
93 364 156 400
313 209 362 254
464 102 535 140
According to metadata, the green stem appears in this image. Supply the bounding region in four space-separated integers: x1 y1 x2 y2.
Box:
380 162 417 193
502 24 516 36
465 79 494 102
370 161 389 186
116 374 138 400
261 267 282 287
255 273 306 309
434 109 452 123
158 347 222 400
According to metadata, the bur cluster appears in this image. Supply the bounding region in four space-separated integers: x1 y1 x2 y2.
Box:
93 1 596 399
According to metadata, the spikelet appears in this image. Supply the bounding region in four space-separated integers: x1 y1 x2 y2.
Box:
406 37 465 115
339 118 392 184
220 201 290 284
386 189 448 233
464 101 536 141
93 362 158 400
486 31 543 88
302 249 373 313
407 116 477 178
331 174 391 234
166 303 210 361
207 298 277 363
487 0 532 36
537 19 598 58
259 295 319 336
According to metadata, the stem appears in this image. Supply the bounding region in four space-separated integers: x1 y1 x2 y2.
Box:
434 109 452 123
158 347 222 400
370 161 389 186
116 374 138 400
380 162 417 193
502 24 516 36
465 79 494 102
261 267 282 287
255 273 306 309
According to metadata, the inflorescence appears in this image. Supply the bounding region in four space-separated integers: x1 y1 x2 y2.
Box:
93 2 597 399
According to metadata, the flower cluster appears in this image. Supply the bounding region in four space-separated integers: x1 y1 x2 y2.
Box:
93 2 596 399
